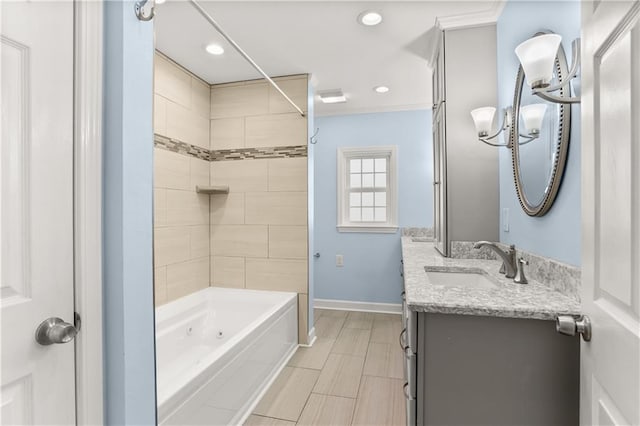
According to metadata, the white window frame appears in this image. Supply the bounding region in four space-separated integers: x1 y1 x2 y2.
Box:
337 145 398 233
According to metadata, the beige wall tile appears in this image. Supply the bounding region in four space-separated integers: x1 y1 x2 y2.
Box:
211 225 268 258
210 83 269 119
155 148 190 191
155 266 168 306
268 158 308 192
253 366 319 421
288 337 335 370
245 113 307 148
190 225 209 259
297 394 355 426
154 188 167 227
191 77 210 119
313 353 365 398
269 77 308 114
351 376 405 426
210 193 245 225
166 100 210 149
210 118 244 150
190 157 210 188
211 159 268 193
245 192 307 225
166 257 209 302
154 94 167 136
155 54 191 108
299 293 309 344
211 256 245 288
269 226 307 259
245 258 307 293
154 226 190 267
166 190 209 226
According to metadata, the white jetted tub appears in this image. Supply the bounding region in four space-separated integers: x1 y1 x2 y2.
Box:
155 287 298 425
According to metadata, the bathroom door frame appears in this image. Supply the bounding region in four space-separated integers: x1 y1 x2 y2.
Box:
73 1 104 424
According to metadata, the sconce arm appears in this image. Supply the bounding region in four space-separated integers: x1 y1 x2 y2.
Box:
517 133 538 145
478 137 510 148
532 38 581 104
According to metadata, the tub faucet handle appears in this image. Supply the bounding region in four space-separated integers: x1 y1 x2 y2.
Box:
514 257 528 284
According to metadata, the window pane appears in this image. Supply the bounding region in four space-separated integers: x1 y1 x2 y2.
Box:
362 207 374 221
374 158 386 173
350 173 361 188
362 158 374 173
350 193 361 207
375 192 386 207
374 207 387 222
374 173 386 188
350 159 361 173
362 173 374 187
362 192 374 207
350 207 361 222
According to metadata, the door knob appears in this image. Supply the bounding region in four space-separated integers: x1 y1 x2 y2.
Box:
35 317 78 345
556 315 591 342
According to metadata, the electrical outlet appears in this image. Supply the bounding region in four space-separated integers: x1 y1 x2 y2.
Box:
502 208 510 232
336 254 344 267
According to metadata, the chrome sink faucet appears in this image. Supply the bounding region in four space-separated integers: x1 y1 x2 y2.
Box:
473 241 517 279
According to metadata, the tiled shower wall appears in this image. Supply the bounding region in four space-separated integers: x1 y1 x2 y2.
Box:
208 76 310 343
152 53 310 343
153 53 211 305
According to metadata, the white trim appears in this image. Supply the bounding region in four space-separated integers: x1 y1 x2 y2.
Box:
337 225 398 234
299 327 317 348
314 299 402 315
74 1 103 424
436 1 505 30
314 102 431 117
336 145 398 232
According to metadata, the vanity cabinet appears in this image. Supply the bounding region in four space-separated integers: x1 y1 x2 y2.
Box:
431 25 500 255
403 310 580 426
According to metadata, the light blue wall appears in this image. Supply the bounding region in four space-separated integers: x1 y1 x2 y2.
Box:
103 2 157 424
314 110 432 304
497 0 581 266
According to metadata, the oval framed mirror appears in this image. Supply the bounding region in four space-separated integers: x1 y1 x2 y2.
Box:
510 31 571 217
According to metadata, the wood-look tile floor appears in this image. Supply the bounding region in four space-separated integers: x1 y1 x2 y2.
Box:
246 309 406 426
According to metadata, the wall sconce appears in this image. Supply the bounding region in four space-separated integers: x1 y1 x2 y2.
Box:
515 33 581 104
470 106 539 147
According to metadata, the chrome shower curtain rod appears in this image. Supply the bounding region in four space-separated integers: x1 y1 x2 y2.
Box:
187 0 306 118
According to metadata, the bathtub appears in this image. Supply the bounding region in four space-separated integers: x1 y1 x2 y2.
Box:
155 287 298 425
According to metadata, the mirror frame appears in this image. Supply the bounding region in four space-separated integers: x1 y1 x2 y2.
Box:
510 31 572 217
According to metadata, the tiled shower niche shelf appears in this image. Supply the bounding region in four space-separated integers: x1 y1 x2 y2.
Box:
195 185 230 194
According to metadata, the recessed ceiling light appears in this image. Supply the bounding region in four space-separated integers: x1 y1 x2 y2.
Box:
374 86 390 93
358 11 383 26
155 0 166 4
319 90 347 104
205 43 224 55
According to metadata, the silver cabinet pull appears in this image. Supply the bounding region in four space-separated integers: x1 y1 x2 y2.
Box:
403 382 415 400
35 317 78 345
556 315 591 342
399 328 408 351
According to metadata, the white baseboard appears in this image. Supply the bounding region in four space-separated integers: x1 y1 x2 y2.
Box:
300 327 317 347
314 299 402 314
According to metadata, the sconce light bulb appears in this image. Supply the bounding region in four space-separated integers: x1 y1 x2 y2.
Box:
470 107 496 137
520 103 548 135
515 34 562 88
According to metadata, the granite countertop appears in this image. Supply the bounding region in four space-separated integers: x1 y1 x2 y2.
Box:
401 237 580 321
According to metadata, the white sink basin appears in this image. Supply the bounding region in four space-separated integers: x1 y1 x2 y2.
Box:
425 267 497 289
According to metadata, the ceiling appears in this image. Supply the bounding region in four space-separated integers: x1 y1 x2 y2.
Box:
154 1 501 116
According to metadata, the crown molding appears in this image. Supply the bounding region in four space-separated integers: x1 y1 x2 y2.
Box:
436 0 505 30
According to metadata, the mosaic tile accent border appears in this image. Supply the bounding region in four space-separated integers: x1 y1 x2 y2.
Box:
450 240 581 302
154 134 210 161
154 134 307 162
210 145 307 161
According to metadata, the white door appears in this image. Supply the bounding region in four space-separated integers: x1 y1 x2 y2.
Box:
1 1 76 424
581 1 640 424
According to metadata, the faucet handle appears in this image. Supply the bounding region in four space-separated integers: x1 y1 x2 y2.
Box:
514 257 529 284
498 245 516 274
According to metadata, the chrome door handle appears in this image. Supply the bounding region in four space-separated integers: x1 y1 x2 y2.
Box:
556 315 591 342
35 317 78 345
